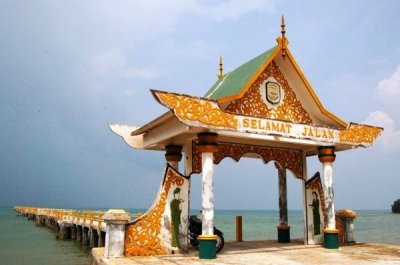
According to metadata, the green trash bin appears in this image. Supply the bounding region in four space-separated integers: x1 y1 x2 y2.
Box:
198 234 217 259
323 228 339 249
277 225 291 243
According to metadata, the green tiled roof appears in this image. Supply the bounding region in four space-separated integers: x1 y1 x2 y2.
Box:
204 45 278 100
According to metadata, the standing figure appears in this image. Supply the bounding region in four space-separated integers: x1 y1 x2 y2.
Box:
310 191 321 235
170 187 182 248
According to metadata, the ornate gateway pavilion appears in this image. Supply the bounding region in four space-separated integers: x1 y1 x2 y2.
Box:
110 17 382 259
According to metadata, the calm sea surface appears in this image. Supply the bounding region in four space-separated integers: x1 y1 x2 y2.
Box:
0 207 399 265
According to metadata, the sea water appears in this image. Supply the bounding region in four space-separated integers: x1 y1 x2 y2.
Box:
0 207 399 265
0 207 91 265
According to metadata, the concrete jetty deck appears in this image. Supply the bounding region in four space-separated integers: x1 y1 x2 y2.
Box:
15 206 108 248
91 240 400 265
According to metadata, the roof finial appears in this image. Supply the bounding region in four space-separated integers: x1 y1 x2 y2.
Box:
217 56 224 79
281 15 287 58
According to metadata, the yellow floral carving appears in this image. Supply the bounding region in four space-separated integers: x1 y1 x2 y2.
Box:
124 167 185 256
156 92 238 129
192 141 303 179
339 124 382 144
225 60 313 124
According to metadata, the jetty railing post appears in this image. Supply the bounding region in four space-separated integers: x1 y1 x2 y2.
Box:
97 212 104 247
103 209 130 258
236 216 243 242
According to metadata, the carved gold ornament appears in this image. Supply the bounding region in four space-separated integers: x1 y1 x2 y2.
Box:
225 60 313 124
192 141 303 178
151 90 382 147
154 91 238 129
339 123 383 145
124 167 185 256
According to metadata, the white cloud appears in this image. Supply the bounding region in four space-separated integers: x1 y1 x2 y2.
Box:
80 1 278 92
83 0 277 43
90 48 158 80
364 111 400 152
364 65 400 152
377 65 400 105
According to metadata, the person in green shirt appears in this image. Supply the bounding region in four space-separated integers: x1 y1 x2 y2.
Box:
170 187 182 248
309 191 321 235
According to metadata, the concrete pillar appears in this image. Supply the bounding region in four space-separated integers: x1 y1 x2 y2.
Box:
197 132 218 259
76 225 82 241
165 144 183 171
55 224 60 239
90 228 99 248
103 209 130 258
98 231 105 247
71 225 76 240
82 227 89 245
59 223 71 239
336 209 357 244
35 215 40 225
96 230 104 248
318 146 339 249
275 162 290 243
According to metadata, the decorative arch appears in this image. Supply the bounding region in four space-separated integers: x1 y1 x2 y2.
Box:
192 141 303 178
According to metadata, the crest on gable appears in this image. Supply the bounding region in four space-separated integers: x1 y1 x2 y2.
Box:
266 81 281 105
224 61 312 124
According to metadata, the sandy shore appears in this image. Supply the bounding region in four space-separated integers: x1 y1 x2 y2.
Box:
91 240 400 265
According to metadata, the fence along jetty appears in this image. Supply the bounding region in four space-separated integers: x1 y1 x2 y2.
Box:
15 206 110 248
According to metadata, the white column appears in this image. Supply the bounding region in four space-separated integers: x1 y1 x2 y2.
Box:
318 146 336 231
197 132 218 237
322 161 335 229
201 151 214 235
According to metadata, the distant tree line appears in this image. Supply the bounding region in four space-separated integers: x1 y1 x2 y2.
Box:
392 199 400 214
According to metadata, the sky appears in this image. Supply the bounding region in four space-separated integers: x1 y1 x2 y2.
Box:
1 1 400 211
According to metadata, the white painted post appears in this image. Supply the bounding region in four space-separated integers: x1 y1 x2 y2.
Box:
197 132 218 259
322 161 335 229
103 209 130 258
318 146 339 249
201 151 214 235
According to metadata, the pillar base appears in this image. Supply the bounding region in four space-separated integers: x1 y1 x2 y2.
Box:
198 235 217 259
277 225 290 243
323 228 339 249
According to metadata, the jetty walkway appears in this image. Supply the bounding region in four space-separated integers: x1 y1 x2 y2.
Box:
15 206 110 248
14 206 400 265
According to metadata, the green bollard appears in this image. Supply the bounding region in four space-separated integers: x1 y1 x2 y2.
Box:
198 235 217 259
277 225 291 243
324 228 339 249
